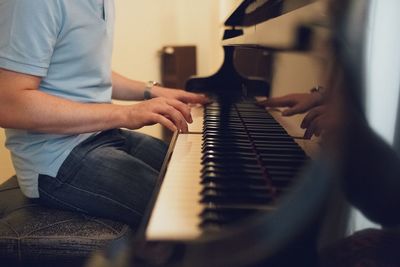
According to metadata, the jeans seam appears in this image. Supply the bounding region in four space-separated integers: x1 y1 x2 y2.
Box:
38 187 89 214
129 137 165 170
53 181 144 217
129 137 145 157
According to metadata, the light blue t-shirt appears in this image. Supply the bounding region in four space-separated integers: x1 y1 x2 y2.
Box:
0 0 115 198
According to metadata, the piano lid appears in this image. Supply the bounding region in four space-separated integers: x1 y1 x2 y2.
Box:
222 1 326 52
225 0 316 27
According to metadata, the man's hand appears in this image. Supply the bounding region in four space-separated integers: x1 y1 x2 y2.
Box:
122 97 192 133
257 92 328 139
152 86 210 105
301 105 328 139
257 93 323 116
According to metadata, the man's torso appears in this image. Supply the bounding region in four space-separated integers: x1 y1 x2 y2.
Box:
0 0 115 198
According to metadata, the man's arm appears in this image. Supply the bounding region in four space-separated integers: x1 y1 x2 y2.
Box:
111 71 209 104
0 69 191 134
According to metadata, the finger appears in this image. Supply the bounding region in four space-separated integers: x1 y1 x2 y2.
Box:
303 125 315 139
303 118 318 139
303 116 323 139
179 92 211 105
314 124 323 137
283 101 320 116
300 106 325 128
164 113 189 133
156 104 189 133
260 95 296 108
256 99 268 106
150 113 177 132
313 116 326 137
282 106 303 116
165 98 193 123
151 99 189 132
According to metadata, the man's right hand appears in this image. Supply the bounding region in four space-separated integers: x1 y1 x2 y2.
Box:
122 97 192 133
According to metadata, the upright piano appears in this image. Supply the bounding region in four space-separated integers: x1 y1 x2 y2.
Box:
128 1 345 266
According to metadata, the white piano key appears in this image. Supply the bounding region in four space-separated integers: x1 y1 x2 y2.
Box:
146 134 203 240
188 105 204 133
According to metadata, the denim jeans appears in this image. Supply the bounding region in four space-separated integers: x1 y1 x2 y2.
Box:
37 129 168 228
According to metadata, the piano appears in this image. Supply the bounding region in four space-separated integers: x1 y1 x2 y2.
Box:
144 0 332 236
104 1 349 266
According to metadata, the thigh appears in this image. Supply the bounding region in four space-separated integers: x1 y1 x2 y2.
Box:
119 129 168 171
38 137 159 227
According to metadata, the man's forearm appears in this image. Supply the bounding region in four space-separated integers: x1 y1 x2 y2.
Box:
111 71 147 101
0 69 194 134
0 88 127 134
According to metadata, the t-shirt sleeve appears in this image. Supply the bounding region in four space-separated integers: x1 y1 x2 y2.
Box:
0 0 61 77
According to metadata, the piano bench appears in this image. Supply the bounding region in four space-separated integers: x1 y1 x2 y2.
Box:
0 176 132 267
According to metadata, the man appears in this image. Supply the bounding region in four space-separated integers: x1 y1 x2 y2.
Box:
0 0 207 227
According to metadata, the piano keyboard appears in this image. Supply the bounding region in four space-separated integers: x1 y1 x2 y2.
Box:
146 100 309 240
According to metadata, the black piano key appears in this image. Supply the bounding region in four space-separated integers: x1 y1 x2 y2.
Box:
200 189 273 205
203 138 299 146
267 167 301 177
201 170 265 180
271 177 295 188
204 126 274 132
204 126 287 134
198 100 309 229
202 150 257 158
202 141 303 152
201 155 259 165
203 135 294 143
201 183 270 195
202 165 264 176
199 207 261 226
201 181 270 190
262 158 305 167
201 187 271 197
202 145 254 154
201 163 262 171
203 129 288 137
202 150 305 162
257 147 306 156
259 153 307 161
201 175 267 186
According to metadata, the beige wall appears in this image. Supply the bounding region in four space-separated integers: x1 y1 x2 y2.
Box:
0 129 14 182
112 0 233 81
